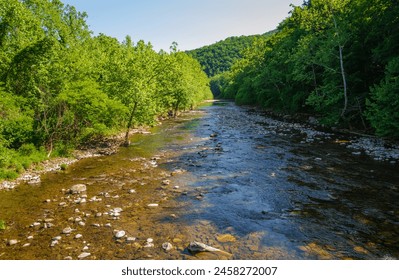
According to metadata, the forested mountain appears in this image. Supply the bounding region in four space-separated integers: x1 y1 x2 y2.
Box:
0 0 212 179
186 31 275 77
219 0 399 138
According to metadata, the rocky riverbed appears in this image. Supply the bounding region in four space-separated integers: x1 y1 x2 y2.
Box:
1 101 398 260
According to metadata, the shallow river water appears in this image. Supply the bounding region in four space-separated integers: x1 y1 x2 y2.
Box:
1 101 398 260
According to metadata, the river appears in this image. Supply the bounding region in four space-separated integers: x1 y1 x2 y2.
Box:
1 101 398 260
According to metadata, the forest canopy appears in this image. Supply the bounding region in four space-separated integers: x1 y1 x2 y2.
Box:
212 0 399 138
0 0 212 179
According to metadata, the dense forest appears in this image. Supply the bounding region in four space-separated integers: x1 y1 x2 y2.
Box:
0 0 212 179
186 31 275 77
214 0 399 138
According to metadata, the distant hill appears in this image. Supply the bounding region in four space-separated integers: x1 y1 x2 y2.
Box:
186 31 275 77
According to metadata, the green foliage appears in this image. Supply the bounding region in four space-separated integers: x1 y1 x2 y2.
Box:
219 0 399 137
0 220 5 230
0 0 212 177
187 32 275 77
366 57 399 137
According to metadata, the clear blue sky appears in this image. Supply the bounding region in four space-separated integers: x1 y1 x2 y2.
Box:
61 0 303 51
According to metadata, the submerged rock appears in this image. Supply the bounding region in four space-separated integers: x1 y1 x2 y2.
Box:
188 241 221 253
69 184 87 194
78 252 91 259
216 234 237 243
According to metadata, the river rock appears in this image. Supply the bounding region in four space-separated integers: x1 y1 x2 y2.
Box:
70 184 87 194
188 241 221 253
62 227 73 234
147 203 159 207
7 239 18 246
162 180 170 186
216 234 237 243
75 234 83 239
162 242 173 251
114 230 126 239
78 252 91 259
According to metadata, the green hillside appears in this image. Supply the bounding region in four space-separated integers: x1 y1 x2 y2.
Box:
186 31 275 77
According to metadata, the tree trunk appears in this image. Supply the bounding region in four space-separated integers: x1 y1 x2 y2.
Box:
173 101 180 118
124 102 138 146
338 44 348 118
332 15 348 118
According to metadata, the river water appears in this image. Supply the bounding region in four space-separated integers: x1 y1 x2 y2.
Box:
1 101 398 260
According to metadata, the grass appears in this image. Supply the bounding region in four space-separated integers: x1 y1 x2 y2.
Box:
0 220 5 230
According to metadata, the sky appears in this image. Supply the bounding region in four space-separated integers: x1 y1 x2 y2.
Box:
61 0 304 51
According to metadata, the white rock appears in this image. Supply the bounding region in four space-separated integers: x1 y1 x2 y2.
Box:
27 236 34 240
52 236 62 241
128 189 136 194
75 234 83 239
78 252 91 259
82 246 89 251
113 207 123 213
70 184 87 194
147 238 154 243
50 240 58 247
78 221 86 226
162 242 173 251
23 243 31 247
105 223 112 228
62 227 73 234
127 237 136 242
7 240 18 246
114 230 126 239
147 203 159 207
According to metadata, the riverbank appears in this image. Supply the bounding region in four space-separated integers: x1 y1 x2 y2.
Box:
0 127 150 191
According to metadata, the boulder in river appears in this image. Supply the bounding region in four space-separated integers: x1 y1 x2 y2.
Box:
69 184 87 194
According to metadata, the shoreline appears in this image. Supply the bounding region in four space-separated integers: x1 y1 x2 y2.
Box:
0 127 150 191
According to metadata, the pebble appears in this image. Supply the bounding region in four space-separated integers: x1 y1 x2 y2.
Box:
82 246 89 251
62 227 73 234
75 234 83 239
52 236 62 241
162 180 170 185
173 186 180 189
147 238 154 243
78 252 91 259
70 184 87 194
91 223 101 227
127 237 136 242
114 230 126 239
7 240 18 246
31 222 41 227
147 203 159 207
50 240 58 247
128 189 136 194
78 221 86 226
105 223 112 228
27 236 34 240
22 243 31 247
162 242 173 251
64 256 73 260
59 202 67 207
